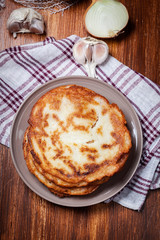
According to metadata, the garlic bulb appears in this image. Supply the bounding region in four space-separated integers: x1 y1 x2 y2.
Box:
7 8 45 38
73 37 109 78
84 0 129 38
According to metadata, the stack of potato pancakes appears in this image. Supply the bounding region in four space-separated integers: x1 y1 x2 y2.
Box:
23 85 132 197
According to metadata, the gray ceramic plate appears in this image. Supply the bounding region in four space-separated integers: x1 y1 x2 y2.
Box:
10 76 143 207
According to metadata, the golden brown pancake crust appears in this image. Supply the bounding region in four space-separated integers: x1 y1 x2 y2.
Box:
23 85 132 196
23 127 99 196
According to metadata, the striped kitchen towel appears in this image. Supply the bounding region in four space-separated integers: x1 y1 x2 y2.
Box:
0 35 159 210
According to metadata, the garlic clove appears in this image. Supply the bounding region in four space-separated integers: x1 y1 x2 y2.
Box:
84 44 93 63
92 43 109 65
73 41 86 64
7 22 21 33
73 37 109 78
7 8 45 38
30 18 44 34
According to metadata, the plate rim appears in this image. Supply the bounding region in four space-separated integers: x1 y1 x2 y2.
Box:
10 75 143 207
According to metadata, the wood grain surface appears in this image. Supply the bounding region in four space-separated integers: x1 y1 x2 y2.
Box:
0 0 160 240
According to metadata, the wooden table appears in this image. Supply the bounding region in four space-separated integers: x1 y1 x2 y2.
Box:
0 0 159 239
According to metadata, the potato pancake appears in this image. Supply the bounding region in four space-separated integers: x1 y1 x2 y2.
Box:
23 85 132 196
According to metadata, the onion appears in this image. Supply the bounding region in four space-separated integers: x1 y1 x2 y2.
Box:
84 0 129 38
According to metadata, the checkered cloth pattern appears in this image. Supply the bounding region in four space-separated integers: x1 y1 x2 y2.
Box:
0 35 159 210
